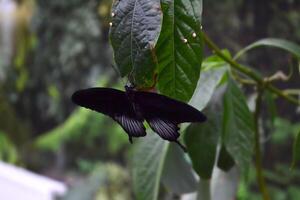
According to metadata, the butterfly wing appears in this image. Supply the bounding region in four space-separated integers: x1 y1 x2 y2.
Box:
146 117 188 151
113 114 146 142
146 118 180 141
72 88 146 142
132 91 206 143
134 91 207 123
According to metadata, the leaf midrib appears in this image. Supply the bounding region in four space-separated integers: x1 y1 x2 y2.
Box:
130 0 138 71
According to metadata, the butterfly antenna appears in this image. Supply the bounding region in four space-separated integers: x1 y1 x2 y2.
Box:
174 140 187 152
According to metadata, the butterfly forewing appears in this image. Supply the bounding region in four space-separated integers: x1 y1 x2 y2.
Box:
72 88 146 141
129 90 206 144
133 91 207 123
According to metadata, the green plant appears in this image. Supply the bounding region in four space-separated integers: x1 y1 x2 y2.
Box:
108 0 300 199
0 131 18 164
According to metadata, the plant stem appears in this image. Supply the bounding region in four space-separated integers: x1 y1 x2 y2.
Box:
202 31 300 106
254 88 271 200
283 89 300 95
202 31 276 200
197 179 211 200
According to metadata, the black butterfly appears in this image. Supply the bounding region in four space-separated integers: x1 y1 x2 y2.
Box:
72 85 207 151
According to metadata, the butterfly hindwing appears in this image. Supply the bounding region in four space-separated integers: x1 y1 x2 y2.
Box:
146 117 187 151
72 88 146 141
146 118 179 141
114 115 146 142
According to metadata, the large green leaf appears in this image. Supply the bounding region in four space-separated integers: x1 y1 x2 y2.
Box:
156 0 203 101
234 38 300 60
109 0 162 87
132 133 168 200
161 143 197 194
291 130 300 169
184 112 220 179
222 78 255 174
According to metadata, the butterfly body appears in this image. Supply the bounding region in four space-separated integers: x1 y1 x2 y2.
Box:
72 86 206 151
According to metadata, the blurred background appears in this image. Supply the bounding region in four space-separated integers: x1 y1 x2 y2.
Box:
0 0 299 199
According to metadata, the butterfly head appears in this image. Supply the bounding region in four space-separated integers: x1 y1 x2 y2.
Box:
125 83 135 92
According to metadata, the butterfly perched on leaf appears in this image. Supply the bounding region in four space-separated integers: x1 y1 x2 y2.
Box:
72 85 207 151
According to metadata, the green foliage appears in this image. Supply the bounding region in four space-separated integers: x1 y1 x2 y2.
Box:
272 118 300 144
237 164 300 200
0 91 30 146
156 0 203 102
292 130 300 169
109 0 162 87
23 0 108 125
161 144 197 194
63 163 131 200
132 133 168 200
2 0 300 199
264 91 278 124
217 145 235 171
184 113 219 179
35 107 128 154
222 78 255 174
189 51 228 110
36 77 129 155
235 38 300 60
0 131 18 164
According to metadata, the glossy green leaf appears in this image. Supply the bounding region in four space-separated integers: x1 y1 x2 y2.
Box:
291 130 300 169
184 112 220 179
109 0 162 87
235 38 300 60
222 78 255 174
156 0 203 102
162 143 197 194
132 133 168 200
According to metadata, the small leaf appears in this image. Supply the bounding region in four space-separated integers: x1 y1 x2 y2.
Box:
156 0 203 102
184 112 220 179
162 143 197 194
109 0 162 87
291 130 300 169
201 49 231 71
217 145 235 171
132 133 168 200
235 38 300 60
222 78 255 174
